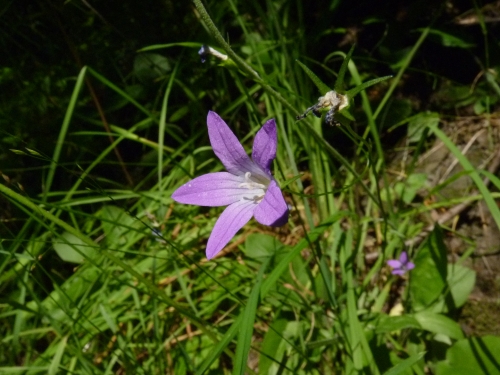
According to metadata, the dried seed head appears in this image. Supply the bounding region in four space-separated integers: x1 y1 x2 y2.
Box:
297 90 349 126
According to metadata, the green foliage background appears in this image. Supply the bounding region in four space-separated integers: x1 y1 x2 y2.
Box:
1 0 500 374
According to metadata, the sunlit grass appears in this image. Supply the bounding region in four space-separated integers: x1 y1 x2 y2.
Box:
1 0 500 374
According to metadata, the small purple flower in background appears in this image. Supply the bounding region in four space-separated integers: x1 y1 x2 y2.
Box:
172 111 289 259
387 251 415 276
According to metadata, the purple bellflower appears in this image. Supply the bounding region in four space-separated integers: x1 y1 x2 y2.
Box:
172 111 289 259
387 251 415 276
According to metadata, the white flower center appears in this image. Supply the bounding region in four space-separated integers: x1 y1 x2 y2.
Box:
238 172 270 203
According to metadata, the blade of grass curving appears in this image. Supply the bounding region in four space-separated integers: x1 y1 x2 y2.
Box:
334 44 355 93
429 123 500 230
295 60 331 95
87 67 151 118
158 62 179 199
137 42 202 52
110 124 175 152
43 67 87 203
346 55 395 220
346 75 393 99
343 230 379 374
233 259 269 375
373 27 431 120
12 267 29 349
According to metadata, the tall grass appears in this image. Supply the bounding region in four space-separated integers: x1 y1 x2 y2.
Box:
1 0 499 374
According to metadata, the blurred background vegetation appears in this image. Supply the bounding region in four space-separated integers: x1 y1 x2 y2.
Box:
1 0 500 374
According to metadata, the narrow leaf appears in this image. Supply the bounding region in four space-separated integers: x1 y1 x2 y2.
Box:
48 336 68 375
295 60 331 95
334 44 355 93
346 75 392 99
233 260 269 375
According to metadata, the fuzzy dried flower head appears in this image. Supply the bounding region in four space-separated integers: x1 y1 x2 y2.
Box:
296 90 349 126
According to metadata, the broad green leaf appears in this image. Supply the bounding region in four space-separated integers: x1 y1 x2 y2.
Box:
244 233 286 259
410 226 448 310
436 336 500 375
259 319 288 374
447 264 475 309
98 205 138 246
394 173 428 204
375 315 422 334
407 112 439 143
295 60 331 95
422 28 475 48
413 311 464 340
134 53 171 83
52 232 96 264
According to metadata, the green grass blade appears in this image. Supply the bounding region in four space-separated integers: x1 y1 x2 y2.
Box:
233 260 269 375
43 66 87 203
373 27 430 120
48 336 68 375
87 67 151 117
158 62 179 198
429 123 500 231
137 42 202 52
346 75 393 99
334 44 355 93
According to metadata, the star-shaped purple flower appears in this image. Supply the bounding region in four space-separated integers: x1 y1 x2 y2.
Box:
172 111 289 259
387 251 415 276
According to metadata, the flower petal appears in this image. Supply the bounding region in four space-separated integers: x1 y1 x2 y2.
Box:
252 119 277 174
399 251 408 264
207 111 263 177
172 172 249 207
206 200 256 259
387 260 402 269
391 269 407 276
406 261 415 271
253 180 288 227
